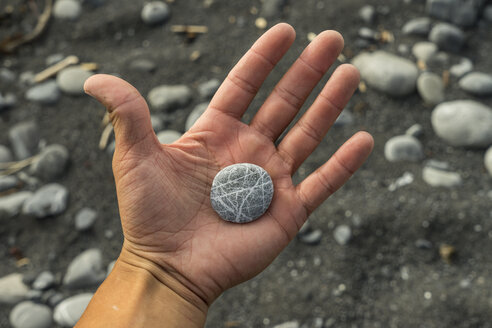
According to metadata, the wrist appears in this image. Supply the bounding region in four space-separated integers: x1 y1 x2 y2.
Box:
76 244 208 328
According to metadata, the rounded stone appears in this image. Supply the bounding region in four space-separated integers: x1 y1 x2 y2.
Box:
53 0 82 20
9 301 53 328
56 67 93 95
141 1 170 25
485 147 492 176
30 144 69 181
210 163 274 223
429 23 465 53
384 135 424 162
53 293 93 327
417 72 444 105
459 72 492 96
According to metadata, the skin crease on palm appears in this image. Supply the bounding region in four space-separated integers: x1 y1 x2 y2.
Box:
83 23 374 306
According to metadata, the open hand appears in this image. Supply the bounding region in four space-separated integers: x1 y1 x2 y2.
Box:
84 23 373 306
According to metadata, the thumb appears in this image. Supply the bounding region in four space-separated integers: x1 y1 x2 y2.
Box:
84 74 159 156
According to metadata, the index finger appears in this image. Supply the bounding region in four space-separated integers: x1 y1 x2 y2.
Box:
208 23 296 119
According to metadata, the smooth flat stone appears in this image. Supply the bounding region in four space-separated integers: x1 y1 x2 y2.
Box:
417 72 445 105
53 293 93 327
22 184 69 218
56 67 93 95
485 147 492 176
198 79 220 99
9 301 53 328
429 23 465 52
74 207 98 231
53 0 82 20
0 192 33 220
147 85 192 112
450 58 473 78
384 135 424 162
0 274 30 305
63 248 106 289
459 72 492 96
26 80 61 105
9 122 40 160
422 165 462 187
210 163 274 223
30 144 69 181
141 1 171 25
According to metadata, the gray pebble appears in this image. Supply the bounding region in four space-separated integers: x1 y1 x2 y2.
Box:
0 273 30 305
53 0 82 20
198 79 220 99
334 109 354 127
63 249 106 289
417 72 445 105
415 239 433 249
157 130 182 144
402 17 431 36
406 124 424 138
261 0 287 18
210 163 274 223
273 322 299 328
129 58 157 72
334 225 352 245
150 115 164 132
0 68 16 83
147 85 192 112
185 103 208 130
422 165 462 187
46 53 65 66
0 192 33 220
9 301 53 328
56 67 93 95
75 207 97 231
485 147 492 176
429 23 465 52
426 0 479 27
431 100 492 147
26 80 61 105
384 135 424 162
32 271 56 291
298 229 323 245
0 175 20 193
9 121 40 160
53 293 93 327
359 5 376 24
358 27 378 41
141 1 171 25
412 42 438 63
450 58 473 78
352 51 418 97
459 72 492 96
0 92 17 110
22 183 69 218
0 145 13 163
30 144 69 181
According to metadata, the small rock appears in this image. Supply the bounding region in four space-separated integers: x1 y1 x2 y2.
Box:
412 42 438 63
359 5 376 24
0 176 19 193
402 17 431 36
415 239 433 249
32 271 56 291
450 58 473 78
431 100 492 147
53 0 82 20
30 144 69 181
0 273 30 305
422 165 462 187
56 67 93 95
384 135 424 162
26 80 61 105
150 115 164 132
53 293 93 327
261 0 287 18
0 145 13 163
273 321 299 328
426 0 479 27
46 53 65 66
185 103 208 130
0 93 16 110
147 85 192 112
210 163 274 223
129 58 157 72
334 109 354 126
157 130 182 144
458 72 492 96
0 68 16 83
485 147 492 176
352 51 418 96
358 27 378 41
9 301 53 328
198 79 220 99
429 23 465 52
298 229 323 245
406 123 424 138
63 249 106 289
141 1 171 25
0 192 33 220
8 121 40 160
388 172 414 191
334 225 352 245
22 184 69 218
75 207 98 231
417 72 445 105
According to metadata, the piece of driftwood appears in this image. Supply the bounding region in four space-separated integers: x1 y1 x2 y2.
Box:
0 0 53 53
34 55 80 83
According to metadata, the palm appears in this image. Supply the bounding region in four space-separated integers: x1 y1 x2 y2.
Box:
85 24 373 305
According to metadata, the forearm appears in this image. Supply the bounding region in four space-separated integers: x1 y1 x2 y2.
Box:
75 247 208 328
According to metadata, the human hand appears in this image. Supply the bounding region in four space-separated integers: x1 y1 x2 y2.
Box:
84 23 373 311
